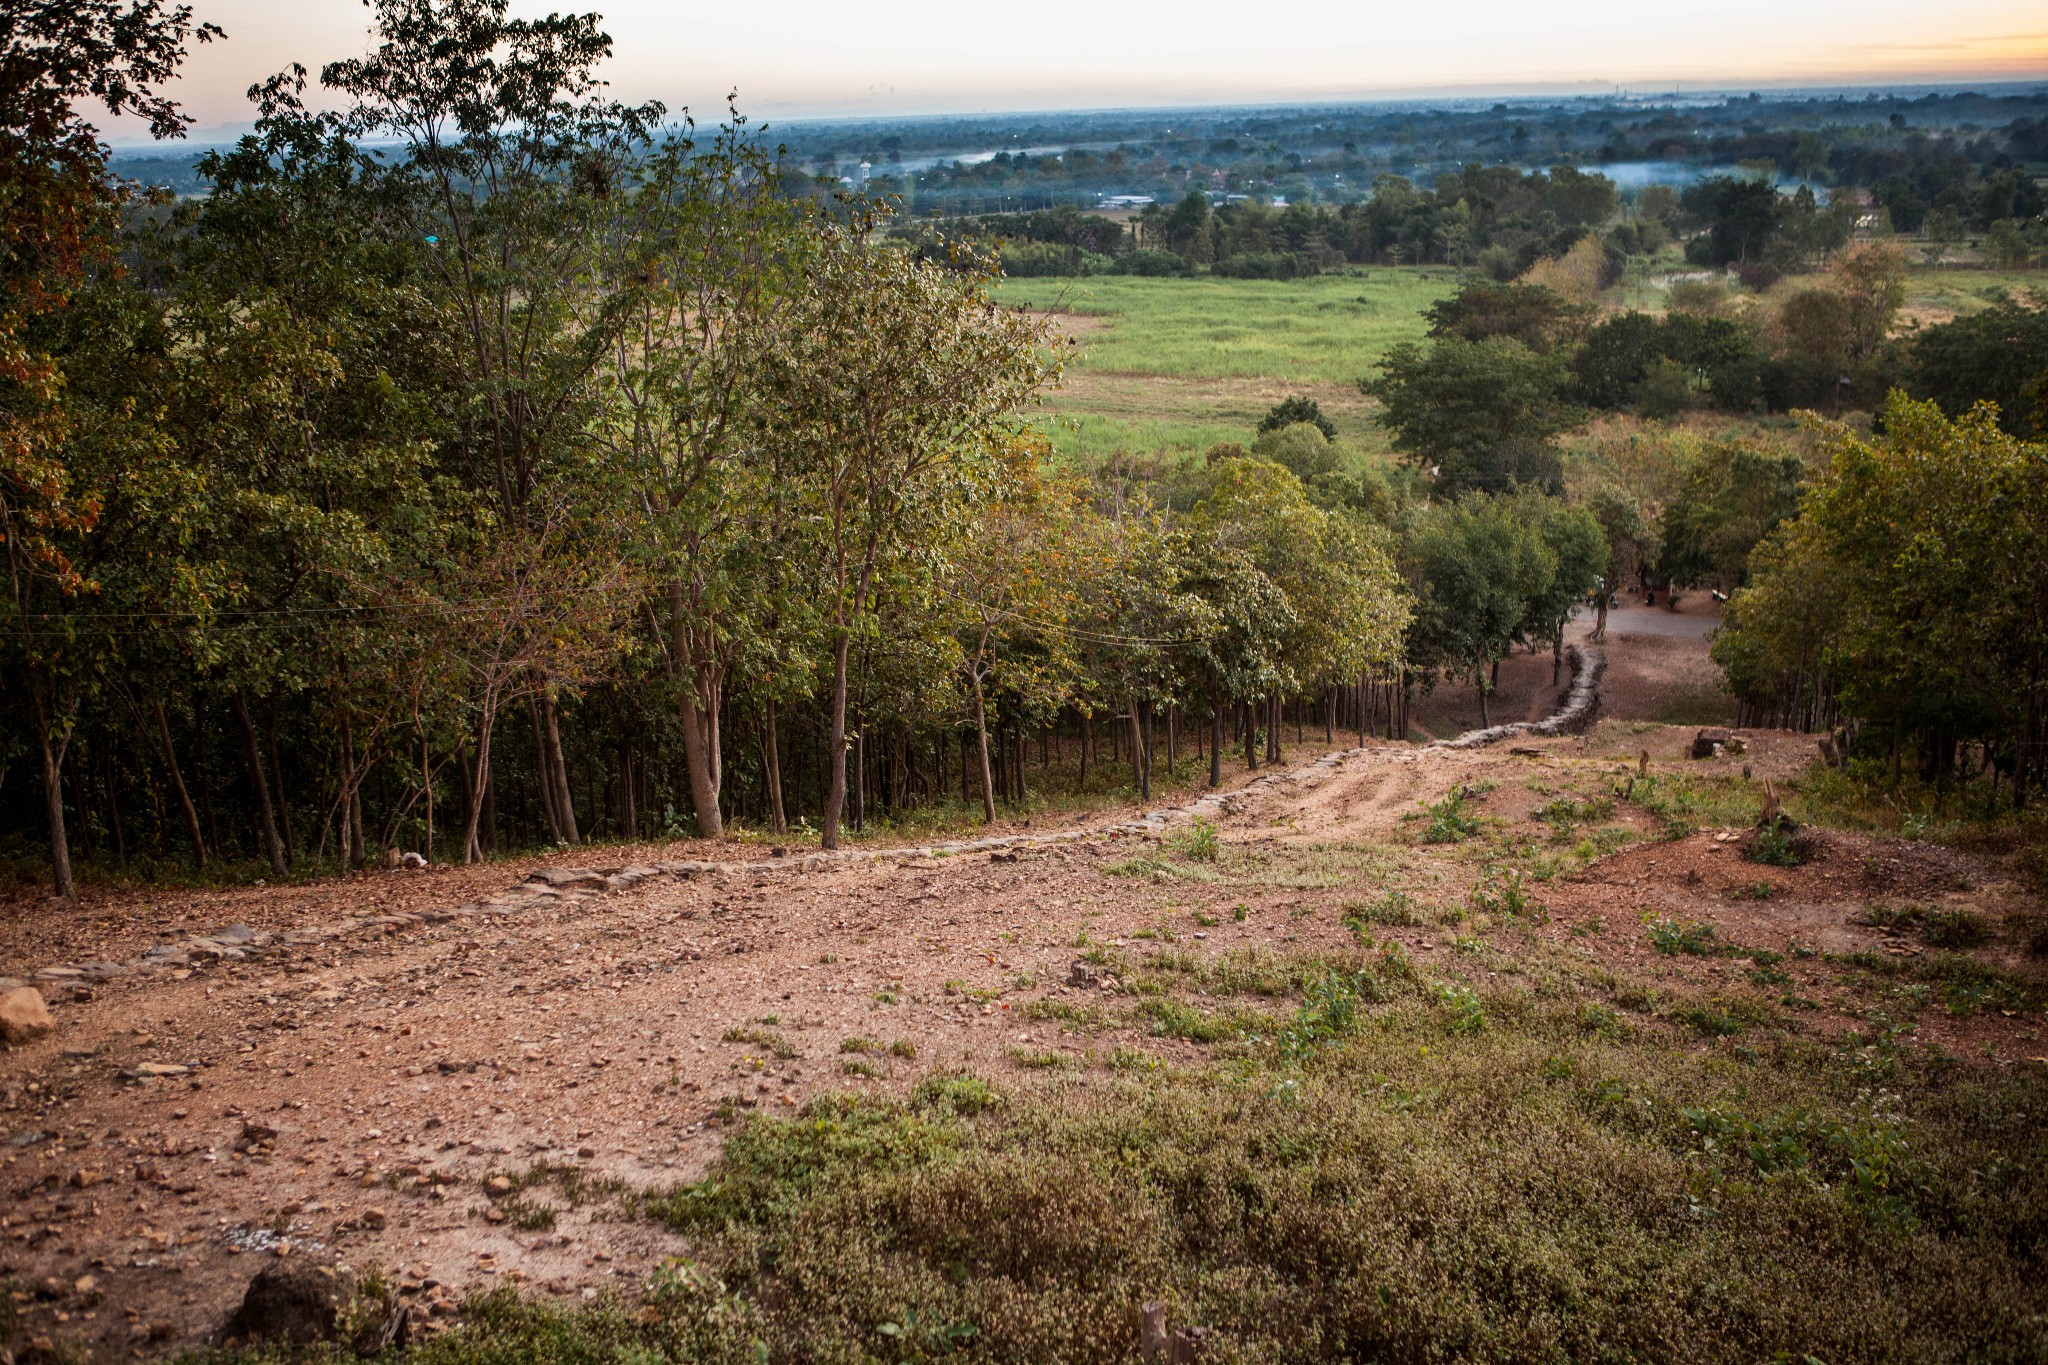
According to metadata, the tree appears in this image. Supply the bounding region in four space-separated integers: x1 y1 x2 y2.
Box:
1407 496 1556 728
1425 279 1588 352
1716 395 2048 799
1259 395 1335 440
1658 440 1805 589
946 442 1094 820
0 0 217 897
1365 337 1576 494
324 0 664 846
1833 241 1906 359
1983 219 2033 271
1910 295 2048 440
602 114 809 838
762 221 1055 849
1681 175 1782 266
1512 493 1607 683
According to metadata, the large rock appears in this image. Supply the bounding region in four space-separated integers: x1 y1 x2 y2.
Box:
0 987 53 1045
219 1260 407 1353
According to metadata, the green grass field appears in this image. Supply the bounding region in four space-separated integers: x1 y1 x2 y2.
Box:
998 259 2048 466
1000 270 1462 462
1897 264 2048 322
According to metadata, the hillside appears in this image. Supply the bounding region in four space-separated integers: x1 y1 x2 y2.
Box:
4 622 2044 1362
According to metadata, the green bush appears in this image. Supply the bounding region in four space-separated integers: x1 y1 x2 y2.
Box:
1419 786 1482 844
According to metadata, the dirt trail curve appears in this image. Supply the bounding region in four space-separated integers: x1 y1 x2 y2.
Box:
0 651 1601 1358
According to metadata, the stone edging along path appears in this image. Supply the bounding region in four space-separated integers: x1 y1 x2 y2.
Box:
4 646 1602 1001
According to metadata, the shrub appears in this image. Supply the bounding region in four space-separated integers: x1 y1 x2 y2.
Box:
1433 980 1486 1034
1419 786 1482 844
1648 918 1717 955
1173 818 1220 862
1750 816 1801 867
1112 248 1186 276
1920 908 1988 950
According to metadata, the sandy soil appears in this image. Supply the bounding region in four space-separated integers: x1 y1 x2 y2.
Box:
1 626 2038 1359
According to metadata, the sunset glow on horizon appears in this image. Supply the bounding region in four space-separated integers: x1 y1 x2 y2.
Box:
101 0 2048 142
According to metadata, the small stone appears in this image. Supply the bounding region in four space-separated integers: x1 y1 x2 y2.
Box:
484 1175 512 1195
0 987 54 1044
73 1274 98 1297
577 1145 596 1159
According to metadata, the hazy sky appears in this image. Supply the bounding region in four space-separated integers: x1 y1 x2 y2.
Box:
106 0 2048 142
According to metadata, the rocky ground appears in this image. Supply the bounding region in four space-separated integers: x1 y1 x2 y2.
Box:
2 632 2042 1362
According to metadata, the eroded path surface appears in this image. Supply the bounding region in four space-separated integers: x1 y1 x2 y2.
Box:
3 673 2043 1358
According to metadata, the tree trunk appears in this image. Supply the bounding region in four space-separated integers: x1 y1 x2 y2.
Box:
852 724 866 832
1141 702 1154 797
541 691 580 845
1209 689 1224 787
677 664 724 839
1476 662 1492 730
763 701 788 834
463 706 495 864
265 697 294 860
1126 699 1147 799
1244 699 1258 770
971 675 997 824
822 632 853 850
527 695 566 844
420 726 434 863
1079 712 1090 787
32 684 75 898
1014 723 1028 804
232 691 289 877
339 709 366 868
620 743 637 838
1268 694 1282 764
155 701 208 866
105 745 127 865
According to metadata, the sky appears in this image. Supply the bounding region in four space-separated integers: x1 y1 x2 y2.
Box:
104 0 2048 143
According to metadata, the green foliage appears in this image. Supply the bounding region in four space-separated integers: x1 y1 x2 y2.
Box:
1432 980 1487 1034
1172 818 1220 862
1418 786 1482 843
1749 817 1802 868
1468 865 1536 918
1648 918 1718 955
1365 336 1578 493
1658 440 1805 589
1258 395 1337 440
1425 279 1589 352
1344 890 1419 933
1275 970 1371 1061
1920 909 1989 950
1909 293 2048 439
1716 395 2048 792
